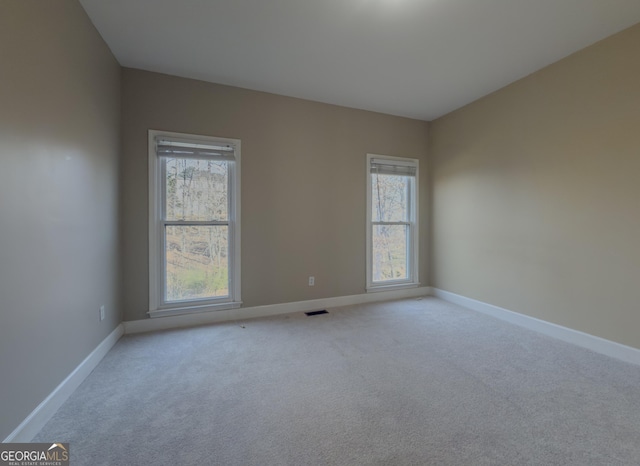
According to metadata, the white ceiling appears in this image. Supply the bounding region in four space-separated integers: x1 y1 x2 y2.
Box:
79 0 640 121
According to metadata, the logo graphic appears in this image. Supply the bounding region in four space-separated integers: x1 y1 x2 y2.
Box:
0 443 69 466
48 444 67 452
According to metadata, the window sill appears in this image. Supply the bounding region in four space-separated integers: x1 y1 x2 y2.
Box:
148 301 242 318
366 282 420 293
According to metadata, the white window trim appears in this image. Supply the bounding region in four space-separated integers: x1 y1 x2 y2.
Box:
148 129 242 318
366 153 420 292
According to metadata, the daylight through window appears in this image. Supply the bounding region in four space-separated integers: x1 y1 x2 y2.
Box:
367 154 419 290
149 131 241 317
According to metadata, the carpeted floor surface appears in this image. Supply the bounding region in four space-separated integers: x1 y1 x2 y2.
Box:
34 297 640 465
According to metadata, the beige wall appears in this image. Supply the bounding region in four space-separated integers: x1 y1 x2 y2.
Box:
430 24 640 349
0 1 121 439
121 69 429 321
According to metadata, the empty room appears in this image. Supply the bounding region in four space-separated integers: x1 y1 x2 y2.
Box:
1 0 640 464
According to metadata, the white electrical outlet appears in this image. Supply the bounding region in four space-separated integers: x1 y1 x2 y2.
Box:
308 276 315 286
99 305 105 321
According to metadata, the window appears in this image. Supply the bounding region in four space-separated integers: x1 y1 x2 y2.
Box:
148 130 241 317
366 154 419 291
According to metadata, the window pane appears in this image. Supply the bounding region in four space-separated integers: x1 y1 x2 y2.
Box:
371 174 409 222
372 224 408 282
165 225 229 302
165 158 228 221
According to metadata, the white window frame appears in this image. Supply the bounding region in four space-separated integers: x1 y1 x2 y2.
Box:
148 130 242 318
366 153 419 292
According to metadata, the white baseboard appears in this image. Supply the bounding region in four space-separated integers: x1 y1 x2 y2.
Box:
124 286 432 334
7 288 636 442
432 288 640 366
3 324 125 443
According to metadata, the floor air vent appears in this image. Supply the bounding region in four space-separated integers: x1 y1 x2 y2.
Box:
305 310 329 316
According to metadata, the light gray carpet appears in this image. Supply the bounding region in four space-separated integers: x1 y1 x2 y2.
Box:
34 297 640 465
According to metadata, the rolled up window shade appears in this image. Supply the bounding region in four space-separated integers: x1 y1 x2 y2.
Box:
370 158 416 177
156 136 235 161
